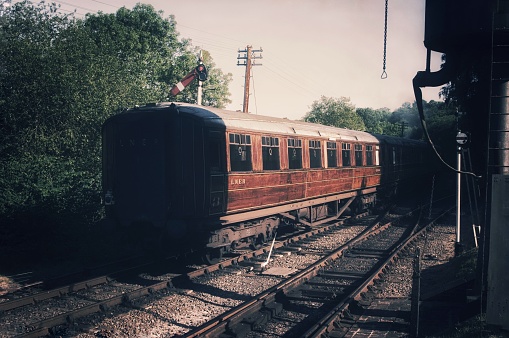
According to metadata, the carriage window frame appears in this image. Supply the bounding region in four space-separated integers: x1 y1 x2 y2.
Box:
326 141 337 168
229 133 252 172
366 145 373 166
262 136 280 170
342 143 351 167
309 140 322 168
354 144 363 166
288 138 303 169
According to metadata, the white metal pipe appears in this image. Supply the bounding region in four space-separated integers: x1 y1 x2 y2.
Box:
456 148 461 244
197 80 203 105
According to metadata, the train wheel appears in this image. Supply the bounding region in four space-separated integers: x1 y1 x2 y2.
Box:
203 247 224 265
231 241 240 251
249 234 266 250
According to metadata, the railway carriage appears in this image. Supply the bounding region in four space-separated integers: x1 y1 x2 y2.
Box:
102 102 431 259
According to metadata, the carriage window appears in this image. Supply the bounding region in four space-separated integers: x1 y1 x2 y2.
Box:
262 136 280 170
229 133 252 171
354 144 363 166
366 145 373 166
327 141 337 168
288 138 302 169
309 140 322 168
342 143 351 167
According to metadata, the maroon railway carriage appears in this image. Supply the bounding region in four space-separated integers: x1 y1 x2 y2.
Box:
102 102 430 258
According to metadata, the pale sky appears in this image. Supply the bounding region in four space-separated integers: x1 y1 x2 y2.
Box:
15 0 444 120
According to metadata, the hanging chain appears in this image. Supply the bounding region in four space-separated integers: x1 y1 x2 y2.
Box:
381 0 388 79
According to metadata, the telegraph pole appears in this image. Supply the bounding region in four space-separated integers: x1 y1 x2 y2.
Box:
400 121 407 137
237 45 262 113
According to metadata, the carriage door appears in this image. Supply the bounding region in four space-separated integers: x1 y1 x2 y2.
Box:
208 131 226 215
178 117 206 216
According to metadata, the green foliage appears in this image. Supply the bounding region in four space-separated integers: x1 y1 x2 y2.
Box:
304 96 366 131
382 100 456 141
389 102 422 138
356 107 400 136
422 101 457 141
170 49 233 108
0 1 231 232
0 154 101 219
304 95 457 170
422 100 458 166
383 99 458 166
439 52 490 177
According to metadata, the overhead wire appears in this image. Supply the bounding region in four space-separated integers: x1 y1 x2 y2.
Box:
262 51 330 97
52 0 97 13
13 0 328 110
90 0 118 8
176 22 330 101
184 36 325 104
178 23 245 44
261 64 321 99
251 68 258 114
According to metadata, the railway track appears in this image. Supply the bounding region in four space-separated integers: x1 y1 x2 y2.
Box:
0 204 450 337
0 213 361 337
181 206 450 338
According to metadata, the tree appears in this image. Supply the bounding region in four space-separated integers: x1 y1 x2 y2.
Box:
439 51 490 177
83 5 231 107
356 107 399 136
304 96 366 131
169 49 232 108
422 101 457 141
0 2 232 232
421 100 458 166
389 100 457 140
388 102 423 138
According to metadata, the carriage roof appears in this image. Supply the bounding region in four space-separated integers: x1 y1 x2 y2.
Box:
129 102 381 144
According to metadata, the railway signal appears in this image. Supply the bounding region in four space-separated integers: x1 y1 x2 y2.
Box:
169 69 198 96
169 52 208 100
196 64 208 82
456 132 469 147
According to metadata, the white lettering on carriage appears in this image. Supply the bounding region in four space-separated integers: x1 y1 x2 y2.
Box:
119 138 159 147
230 178 246 185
